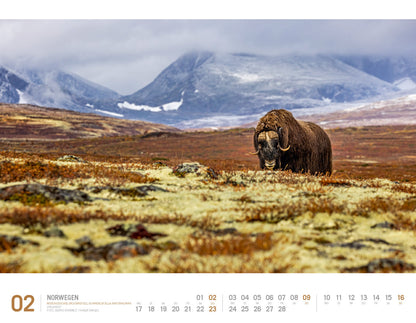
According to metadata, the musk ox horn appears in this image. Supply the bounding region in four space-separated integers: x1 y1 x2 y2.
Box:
249 150 260 155
278 144 290 152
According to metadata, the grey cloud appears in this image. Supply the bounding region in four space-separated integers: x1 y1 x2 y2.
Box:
0 20 415 94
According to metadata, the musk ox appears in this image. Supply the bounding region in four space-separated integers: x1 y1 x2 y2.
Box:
252 109 332 175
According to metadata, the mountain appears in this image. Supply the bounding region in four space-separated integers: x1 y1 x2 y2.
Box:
337 55 416 87
0 67 30 103
110 51 403 127
2 51 416 129
0 65 120 114
299 93 416 128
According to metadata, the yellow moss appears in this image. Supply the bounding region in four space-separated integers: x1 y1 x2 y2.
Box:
0 160 415 273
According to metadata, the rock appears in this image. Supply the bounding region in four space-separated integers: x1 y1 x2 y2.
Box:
371 221 397 229
65 236 149 261
153 161 167 167
0 184 92 205
344 258 416 273
0 234 40 252
154 240 180 251
106 223 167 241
101 240 148 261
57 266 91 273
209 228 238 236
22 223 44 235
75 236 95 248
137 185 168 194
172 162 201 177
57 155 87 163
23 224 66 238
330 238 393 250
43 226 67 238
334 241 367 250
109 187 147 198
172 162 218 179
88 185 167 197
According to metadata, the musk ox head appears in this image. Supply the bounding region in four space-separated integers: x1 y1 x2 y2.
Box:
252 128 290 170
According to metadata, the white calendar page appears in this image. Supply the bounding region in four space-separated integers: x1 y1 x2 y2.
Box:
0 273 413 322
2 2 415 323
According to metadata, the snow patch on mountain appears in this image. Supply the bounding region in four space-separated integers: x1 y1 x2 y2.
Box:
118 91 184 112
231 72 270 83
162 97 183 111
17 89 30 104
95 109 124 118
118 101 162 112
393 77 416 90
118 97 184 112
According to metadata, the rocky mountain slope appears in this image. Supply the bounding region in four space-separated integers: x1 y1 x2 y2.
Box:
337 55 416 86
0 65 119 114
2 52 416 128
299 94 416 128
111 51 403 127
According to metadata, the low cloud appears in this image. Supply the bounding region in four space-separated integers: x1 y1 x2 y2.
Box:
0 20 415 94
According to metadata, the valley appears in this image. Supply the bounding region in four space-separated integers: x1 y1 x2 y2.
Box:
0 105 415 273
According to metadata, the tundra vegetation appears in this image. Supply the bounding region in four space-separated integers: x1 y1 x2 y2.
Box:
0 106 415 273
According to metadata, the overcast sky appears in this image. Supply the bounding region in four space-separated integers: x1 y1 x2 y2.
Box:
1 20 416 94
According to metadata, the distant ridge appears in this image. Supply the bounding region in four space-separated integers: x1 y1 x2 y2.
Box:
0 103 179 140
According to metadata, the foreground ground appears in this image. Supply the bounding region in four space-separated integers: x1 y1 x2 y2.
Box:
0 123 415 273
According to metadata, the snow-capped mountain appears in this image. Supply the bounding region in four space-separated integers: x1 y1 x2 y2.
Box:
0 65 119 113
109 51 405 127
2 51 416 128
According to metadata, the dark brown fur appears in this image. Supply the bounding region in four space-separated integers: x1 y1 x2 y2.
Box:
254 109 332 175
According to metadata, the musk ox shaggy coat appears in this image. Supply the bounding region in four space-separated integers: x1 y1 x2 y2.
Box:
253 109 332 175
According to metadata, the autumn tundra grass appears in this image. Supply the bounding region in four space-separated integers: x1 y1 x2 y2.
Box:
0 125 415 273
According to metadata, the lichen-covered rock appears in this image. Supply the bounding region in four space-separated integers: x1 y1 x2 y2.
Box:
43 226 66 238
22 224 66 238
0 184 91 205
57 155 87 163
65 236 148 261
344 258 416 273
57 266 91 273
371 221 397 229
172 162 218 179
106 223 167 240
0 234 39 252
209 228 238 236
89 185 167 197
154 240 180 251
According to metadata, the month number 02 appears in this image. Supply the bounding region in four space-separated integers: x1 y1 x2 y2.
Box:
11 295 35 312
